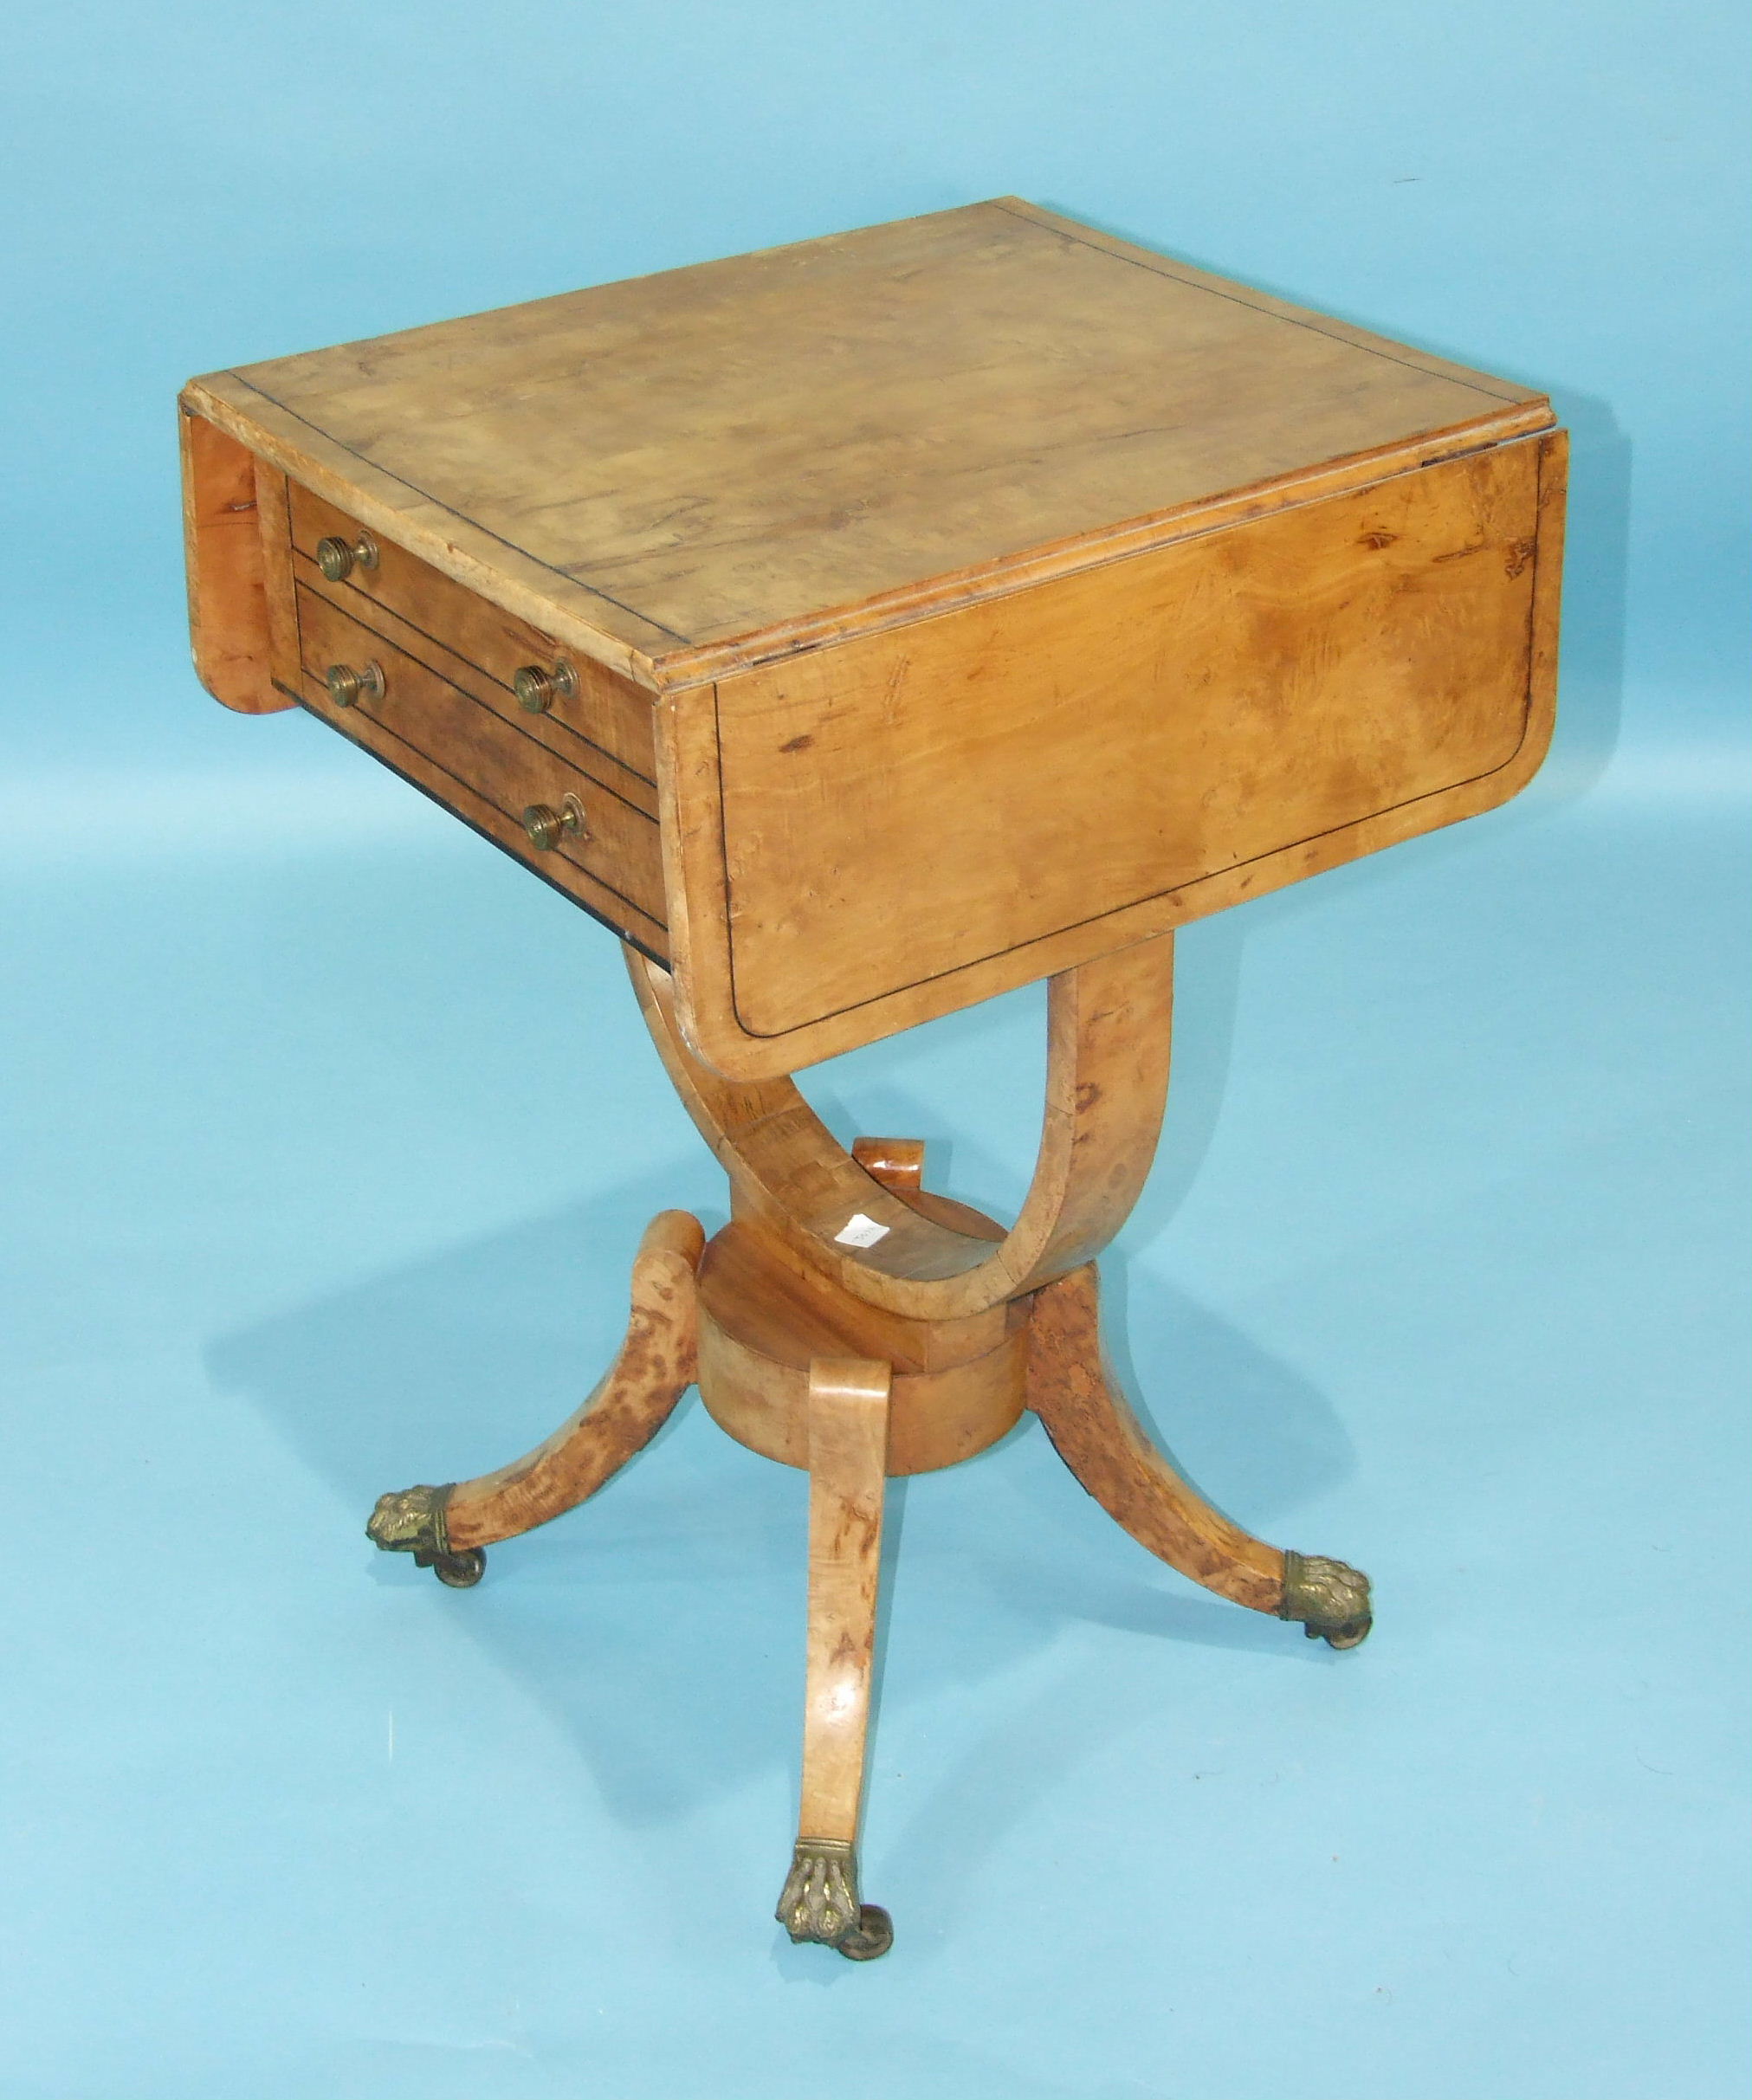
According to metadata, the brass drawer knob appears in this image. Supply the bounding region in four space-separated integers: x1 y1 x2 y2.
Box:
325 660 385 708
315 531 380 582
512 660 579 714
522 792 590 851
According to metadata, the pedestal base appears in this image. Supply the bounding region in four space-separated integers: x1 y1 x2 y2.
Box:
367 1168 1371 1960
696 1212 1027 1476
362 933 1374 1958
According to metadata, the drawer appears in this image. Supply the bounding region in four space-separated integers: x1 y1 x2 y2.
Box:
285 479 657 801
295 585 668 956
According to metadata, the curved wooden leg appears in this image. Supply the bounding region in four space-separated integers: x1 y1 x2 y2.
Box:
1026 1265 1373 1647
775 1357 895 1961
365 1211 705 1586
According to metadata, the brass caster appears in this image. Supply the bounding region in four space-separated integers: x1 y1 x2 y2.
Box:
775 1838 894 1961
837 1904 894 1961
1281 1550 1373 1649
430 1547 486 1588
366 1483 484 1589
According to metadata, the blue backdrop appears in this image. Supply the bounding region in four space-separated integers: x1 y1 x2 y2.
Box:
2 6 1746 2097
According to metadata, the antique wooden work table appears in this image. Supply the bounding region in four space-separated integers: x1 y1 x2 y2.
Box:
180 199 1564 1960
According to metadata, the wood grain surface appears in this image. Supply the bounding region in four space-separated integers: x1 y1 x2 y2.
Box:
1026 1263 1284 1613
695 1217 1027 1476
711 440 1540 1038
798 1359 891 1844
183 209 1564 1080
294 590 669 956
180 409 282 713
628 934 1173 1320
288 481 659 787
445 1212 703 1550
850 1138 925 1192
183 198 1550 689
253 459 301 700
657 435 1556 1074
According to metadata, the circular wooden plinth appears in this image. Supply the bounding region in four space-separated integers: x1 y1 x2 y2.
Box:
695 1214 1028 1476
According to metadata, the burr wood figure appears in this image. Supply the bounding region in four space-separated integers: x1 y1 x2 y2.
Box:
183 197 1562 1955
366 934 1374 1954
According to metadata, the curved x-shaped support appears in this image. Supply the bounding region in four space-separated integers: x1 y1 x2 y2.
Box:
626 933 1174 1321
630 936 1369 1647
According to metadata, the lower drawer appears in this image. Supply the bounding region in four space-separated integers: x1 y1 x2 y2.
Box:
296 585 668 957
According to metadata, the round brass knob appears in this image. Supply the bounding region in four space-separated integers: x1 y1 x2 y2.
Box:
512 660 579 714
325 660 385 709
315 531 380 583
521 792 589 850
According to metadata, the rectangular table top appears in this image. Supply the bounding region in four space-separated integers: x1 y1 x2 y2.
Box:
183 200 1563 1079
186 197 1550 690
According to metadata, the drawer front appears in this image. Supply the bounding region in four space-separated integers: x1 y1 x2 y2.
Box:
286 479 657 800
296 585 668 955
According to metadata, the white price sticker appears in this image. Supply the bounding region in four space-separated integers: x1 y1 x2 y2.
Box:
834 1212 891 1249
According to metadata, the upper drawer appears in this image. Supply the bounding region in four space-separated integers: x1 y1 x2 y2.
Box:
286 480 657 792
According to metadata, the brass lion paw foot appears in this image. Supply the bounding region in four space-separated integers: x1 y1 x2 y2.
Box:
366 1483 486 1589
776 1840 894 1961
1281 1550 1372 1649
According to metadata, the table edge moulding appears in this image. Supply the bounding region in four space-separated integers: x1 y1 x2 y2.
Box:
179 196 1566 1960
